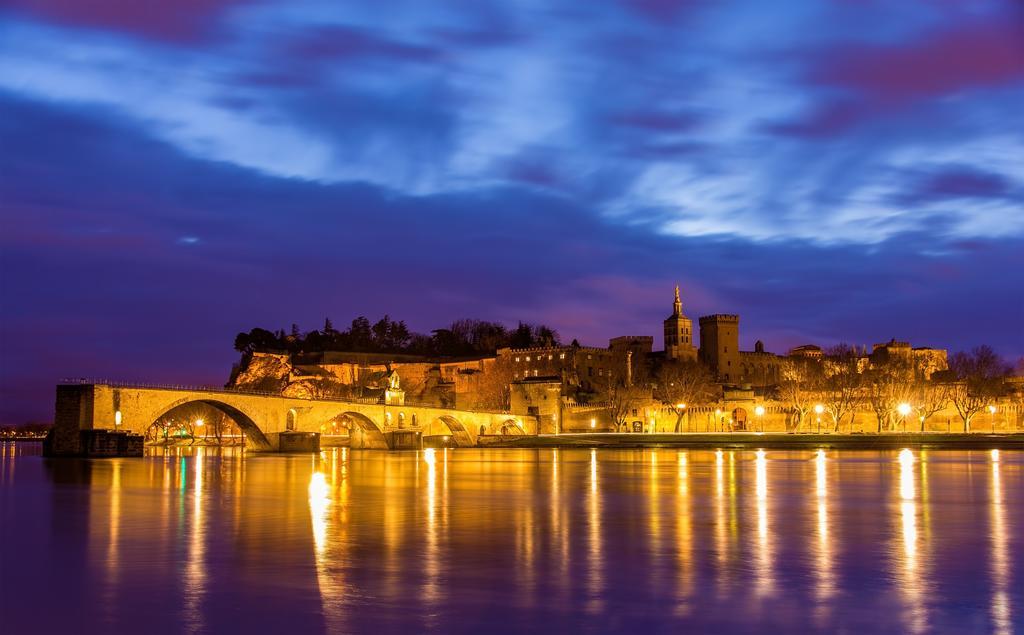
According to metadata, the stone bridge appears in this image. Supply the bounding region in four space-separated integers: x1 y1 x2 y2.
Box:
49 382 536 454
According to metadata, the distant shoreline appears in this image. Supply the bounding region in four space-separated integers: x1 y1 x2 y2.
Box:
481 432 1024 451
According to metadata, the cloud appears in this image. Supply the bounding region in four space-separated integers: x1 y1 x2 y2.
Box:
1 0 250 42
1 92 1022 424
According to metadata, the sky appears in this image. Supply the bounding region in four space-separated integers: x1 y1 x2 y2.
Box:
1 0 1023 424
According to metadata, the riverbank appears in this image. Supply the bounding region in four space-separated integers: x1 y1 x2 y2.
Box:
482 432 1024 450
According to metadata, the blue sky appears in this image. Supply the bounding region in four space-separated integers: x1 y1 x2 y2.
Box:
1 0 1022 423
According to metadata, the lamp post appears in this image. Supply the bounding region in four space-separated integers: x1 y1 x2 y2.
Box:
988 405 997 433
897 403 911 434
814 404 824 435
715 409 722 433
755 405 765 433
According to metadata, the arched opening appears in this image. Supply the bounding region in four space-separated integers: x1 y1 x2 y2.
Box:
149 399 271 450
424 415 473 447
485 418 524 436
286 408 298 432
731 407 748 431
338 412 388 450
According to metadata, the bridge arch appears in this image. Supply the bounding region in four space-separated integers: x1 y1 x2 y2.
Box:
336 411 388 449
425 415 474 447
150 398 272 450
485 418 525 436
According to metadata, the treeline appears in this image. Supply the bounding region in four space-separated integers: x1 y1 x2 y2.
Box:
234 316 561 357
775 344 1016 432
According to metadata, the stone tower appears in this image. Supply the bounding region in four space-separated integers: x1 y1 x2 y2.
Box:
664 286 697 361
699 314 740 382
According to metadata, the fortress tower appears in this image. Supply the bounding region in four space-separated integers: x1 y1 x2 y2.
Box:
699 314 740 382
663 286 697 361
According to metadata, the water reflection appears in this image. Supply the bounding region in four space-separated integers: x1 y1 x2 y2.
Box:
587 448 603 613
183 448 206 634
753 449 772 596
896 448 928 633
675 452 693 611
990 449 1012 635
813 449 834 613
2 446 1021 634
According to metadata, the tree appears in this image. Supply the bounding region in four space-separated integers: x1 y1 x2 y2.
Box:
865 356 913 432
234 327 280 354
654 360 716 432
510 322 535 348
947 346 1009 432
776 357 822 432
349 316 373 351
912 380 951 432
820 344 865 432
597 371 647 430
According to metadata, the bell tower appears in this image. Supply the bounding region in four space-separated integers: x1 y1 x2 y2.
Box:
664 286 697 361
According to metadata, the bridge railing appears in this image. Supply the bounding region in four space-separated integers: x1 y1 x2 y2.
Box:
56 378 508 412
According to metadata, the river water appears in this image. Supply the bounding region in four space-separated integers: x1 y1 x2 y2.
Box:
1 443 1021 634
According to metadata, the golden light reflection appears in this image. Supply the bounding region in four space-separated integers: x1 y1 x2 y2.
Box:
184 448 206 634
550 449 569 600
423 447 441 607
990 451 1011 635
813 450 834 612
308 471 329 553
714 449 727 585
754 449 772 596
675 452 693 610
587 448 603 613
896 448 927 633
102 459 123 627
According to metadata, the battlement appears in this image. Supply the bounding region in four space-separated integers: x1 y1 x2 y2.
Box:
699 314 739 324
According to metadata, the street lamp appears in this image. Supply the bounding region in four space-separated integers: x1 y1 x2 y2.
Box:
814 404 824 434
590 417 596 430
675 403 687 433
897 403 912 433
715 409 722 433
754 405 765 433
988 405 997 433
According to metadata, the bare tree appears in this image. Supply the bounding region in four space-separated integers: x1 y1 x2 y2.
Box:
776 357 822 432
912 380 951 432
947 346 1010 432
821 344 865 432
597 373 647 430
654 360 717 432
865 356 914 432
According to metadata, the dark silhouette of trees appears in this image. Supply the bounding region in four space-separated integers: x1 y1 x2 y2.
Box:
233 315 561 358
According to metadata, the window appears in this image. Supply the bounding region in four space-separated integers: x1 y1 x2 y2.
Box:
548 355 553 361
515 357 520 362
724 347 728 352
588 354 592 360
526 356 531 362
588 367 593 376
533 369 538 377
559 353 565 360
